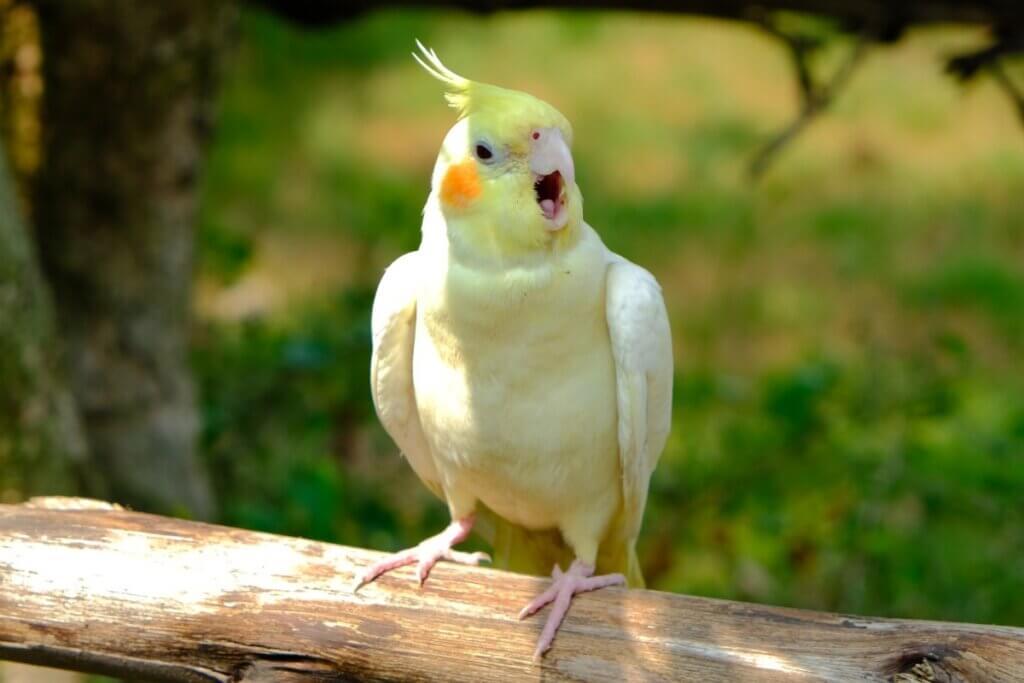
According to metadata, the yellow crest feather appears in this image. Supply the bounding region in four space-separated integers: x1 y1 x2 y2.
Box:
413 40 573 144
413 40 473 116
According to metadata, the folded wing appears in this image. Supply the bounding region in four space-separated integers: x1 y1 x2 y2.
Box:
605 255 674 545
370 252 443 499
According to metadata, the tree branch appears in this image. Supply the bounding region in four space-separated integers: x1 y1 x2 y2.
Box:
241 0 1024 173
2 498 1023 682
749 32 869 178
989 59 1024 126
246 0 1018 32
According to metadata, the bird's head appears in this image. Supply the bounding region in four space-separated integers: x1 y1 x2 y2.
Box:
415 42 583 259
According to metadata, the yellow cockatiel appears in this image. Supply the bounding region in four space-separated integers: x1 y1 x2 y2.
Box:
357 42 673 660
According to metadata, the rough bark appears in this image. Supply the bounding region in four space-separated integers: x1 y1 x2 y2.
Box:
30 1 236 518
2 498 1024 683
0 140 89 500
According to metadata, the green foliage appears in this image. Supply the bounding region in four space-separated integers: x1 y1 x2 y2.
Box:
196 8 1024 628
649 353 1024 624
906 255 1024 340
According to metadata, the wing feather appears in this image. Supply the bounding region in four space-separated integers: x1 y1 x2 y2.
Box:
605 255 673 542
370 252 443 499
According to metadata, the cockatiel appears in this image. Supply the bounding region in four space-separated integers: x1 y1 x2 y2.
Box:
356 42 673 660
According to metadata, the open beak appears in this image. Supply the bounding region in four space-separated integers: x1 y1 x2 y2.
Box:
530 128 574 231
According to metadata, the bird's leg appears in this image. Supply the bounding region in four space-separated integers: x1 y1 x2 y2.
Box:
518 559 626 660
352 514 489 591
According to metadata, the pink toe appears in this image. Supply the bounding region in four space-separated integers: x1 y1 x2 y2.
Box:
355 517 480 590
353 551 417 590
524 565 628 660
445 550 490 565
416 555 439 584
519 584 559 620
378 552 415 572
534 589 573 658
578 573 626 592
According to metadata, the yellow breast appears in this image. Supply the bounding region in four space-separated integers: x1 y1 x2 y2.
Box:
412 224 620 530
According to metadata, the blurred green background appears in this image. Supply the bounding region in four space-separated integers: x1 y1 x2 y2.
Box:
6 6 1024 683
161 7 1024 627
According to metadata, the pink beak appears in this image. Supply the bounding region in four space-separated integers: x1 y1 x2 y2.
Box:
530 128 574 231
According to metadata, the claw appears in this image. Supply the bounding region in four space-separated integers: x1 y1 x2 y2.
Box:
519 565 562 620
519 560 626 660
352 516 483 592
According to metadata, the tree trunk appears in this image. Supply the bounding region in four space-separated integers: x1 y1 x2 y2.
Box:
31 1 235 518
0 140 90 499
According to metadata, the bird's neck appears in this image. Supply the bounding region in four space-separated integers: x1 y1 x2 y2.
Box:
422 198 584 274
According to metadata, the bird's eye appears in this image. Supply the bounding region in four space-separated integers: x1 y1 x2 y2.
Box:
474 142 495 163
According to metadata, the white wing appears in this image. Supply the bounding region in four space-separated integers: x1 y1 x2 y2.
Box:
370 251 443 499
605 253 674 542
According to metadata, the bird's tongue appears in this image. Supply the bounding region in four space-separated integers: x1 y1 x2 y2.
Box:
540 198 557 219
535 171 565 223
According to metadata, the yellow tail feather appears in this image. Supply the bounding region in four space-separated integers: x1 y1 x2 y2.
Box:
474 505 645 588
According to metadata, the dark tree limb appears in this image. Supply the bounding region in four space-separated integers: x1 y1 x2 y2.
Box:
945 26 1024 80
245 0 1024 174
749 26 869 178
989 59 1024 126
247 0 1021 33
944 26 1024 125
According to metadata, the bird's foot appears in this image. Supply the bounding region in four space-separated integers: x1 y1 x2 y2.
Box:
518 559 625 661
352 516 489 591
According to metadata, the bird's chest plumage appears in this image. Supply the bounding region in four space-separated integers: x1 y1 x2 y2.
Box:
412 237 620 530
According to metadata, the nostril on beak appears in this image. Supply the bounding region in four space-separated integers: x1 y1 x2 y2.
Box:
529 127 574 187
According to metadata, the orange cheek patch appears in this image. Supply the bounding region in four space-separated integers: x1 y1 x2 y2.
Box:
440 161 481 209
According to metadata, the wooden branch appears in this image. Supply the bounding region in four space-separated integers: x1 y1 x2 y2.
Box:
2 498 1023 682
